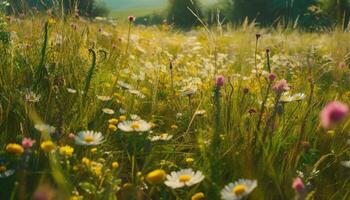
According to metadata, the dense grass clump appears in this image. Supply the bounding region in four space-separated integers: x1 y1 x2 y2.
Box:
0 16 350 199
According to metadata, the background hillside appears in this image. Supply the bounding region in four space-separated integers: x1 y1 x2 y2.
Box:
103 0 218 10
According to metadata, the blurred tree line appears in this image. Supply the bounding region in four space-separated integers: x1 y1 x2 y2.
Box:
217 0 350 30
3 0 350 30
155 0 350 30
6 0 108 17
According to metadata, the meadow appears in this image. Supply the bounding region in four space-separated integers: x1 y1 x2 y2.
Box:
0 14 350 200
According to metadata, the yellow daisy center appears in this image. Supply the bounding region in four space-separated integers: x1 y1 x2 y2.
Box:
131 122 140 129
232 184 246 196
84 136 94 143
179 174 192 183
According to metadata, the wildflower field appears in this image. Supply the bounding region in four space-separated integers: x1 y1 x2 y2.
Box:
1 14 350 200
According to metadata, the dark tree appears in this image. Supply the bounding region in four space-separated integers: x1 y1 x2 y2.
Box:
322 0 350 28
223 0 324 28
167 0 203 29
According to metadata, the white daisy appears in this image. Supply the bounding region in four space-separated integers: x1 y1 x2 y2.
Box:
0 168 15 178
195 109 206 116
280 92 306 103
118 120 151 132
97 95 112 101
180 87 197 97
119 108 126 114
34 124 56 134
291 93 306 101
164 168 204 189
102 108 115 115
55 34 63 45
130 114 141 120
149 133 173 141
100 30 112 37
117 81 133 90
341 160 350 168
25 91 41 103
176 113 183 119
67 88 77 94
75 131 104 146
95 17 107 21
128 89 145 98
221 179 257 200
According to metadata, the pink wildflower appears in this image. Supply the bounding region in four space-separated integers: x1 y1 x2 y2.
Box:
22 138 36 149
272 79 289 93
128 16 136 22
216 75 225 87
256 33 261 39
320 101 349 129
268 73 276 81
292 177 305 193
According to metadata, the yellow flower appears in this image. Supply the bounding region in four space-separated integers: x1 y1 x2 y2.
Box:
90 148 97 153
6 143 24 154
105 83 111 88
90 162 102 176
40 141 55 152
141 87 150 95
59 145 74 157
146 169 166 184
185 157 194 165
327 130 335 137
82 157 91 166
108 124 118 132
191 192 205 200
48 18 56 25
108 118 119 125
70 195 83 200
119 115 127 121
171 124 178 129
111 162 119 169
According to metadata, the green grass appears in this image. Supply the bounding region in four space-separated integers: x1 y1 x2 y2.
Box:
0 15 350 200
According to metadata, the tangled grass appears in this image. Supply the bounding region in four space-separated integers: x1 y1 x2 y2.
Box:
0 15 350 199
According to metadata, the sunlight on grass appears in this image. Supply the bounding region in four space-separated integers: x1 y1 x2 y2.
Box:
0 12 350 199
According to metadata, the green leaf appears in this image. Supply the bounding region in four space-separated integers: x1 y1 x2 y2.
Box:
79 182 97 194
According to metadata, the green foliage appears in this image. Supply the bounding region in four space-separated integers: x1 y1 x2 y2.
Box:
0 1 10 44
321 0 350 28
223 0 325 28
167 0 203 29
0 16 10 44
135 12 165 25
